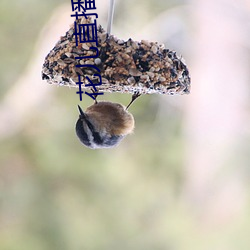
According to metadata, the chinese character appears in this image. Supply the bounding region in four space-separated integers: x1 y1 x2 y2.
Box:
85 74 103 92
71 0 103 101
71 0 96 12
76 74 84 101
73 20 98 47
75 74 104 101
85 74 104 100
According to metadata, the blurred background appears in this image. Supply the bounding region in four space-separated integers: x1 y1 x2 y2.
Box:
1 0 250 249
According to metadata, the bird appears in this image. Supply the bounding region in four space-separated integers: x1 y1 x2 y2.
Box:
75 93 140 149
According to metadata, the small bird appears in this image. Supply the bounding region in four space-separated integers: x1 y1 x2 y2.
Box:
75 95 140 149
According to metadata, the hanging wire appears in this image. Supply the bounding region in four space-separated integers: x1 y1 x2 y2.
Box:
107 0 115 34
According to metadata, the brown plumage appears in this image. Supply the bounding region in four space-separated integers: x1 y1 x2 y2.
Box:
75 101 135 149
85 101 134 136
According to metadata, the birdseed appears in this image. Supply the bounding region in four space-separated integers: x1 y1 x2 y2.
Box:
42 17 191 95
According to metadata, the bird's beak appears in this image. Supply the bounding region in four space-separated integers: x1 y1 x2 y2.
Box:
77 105 86 119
